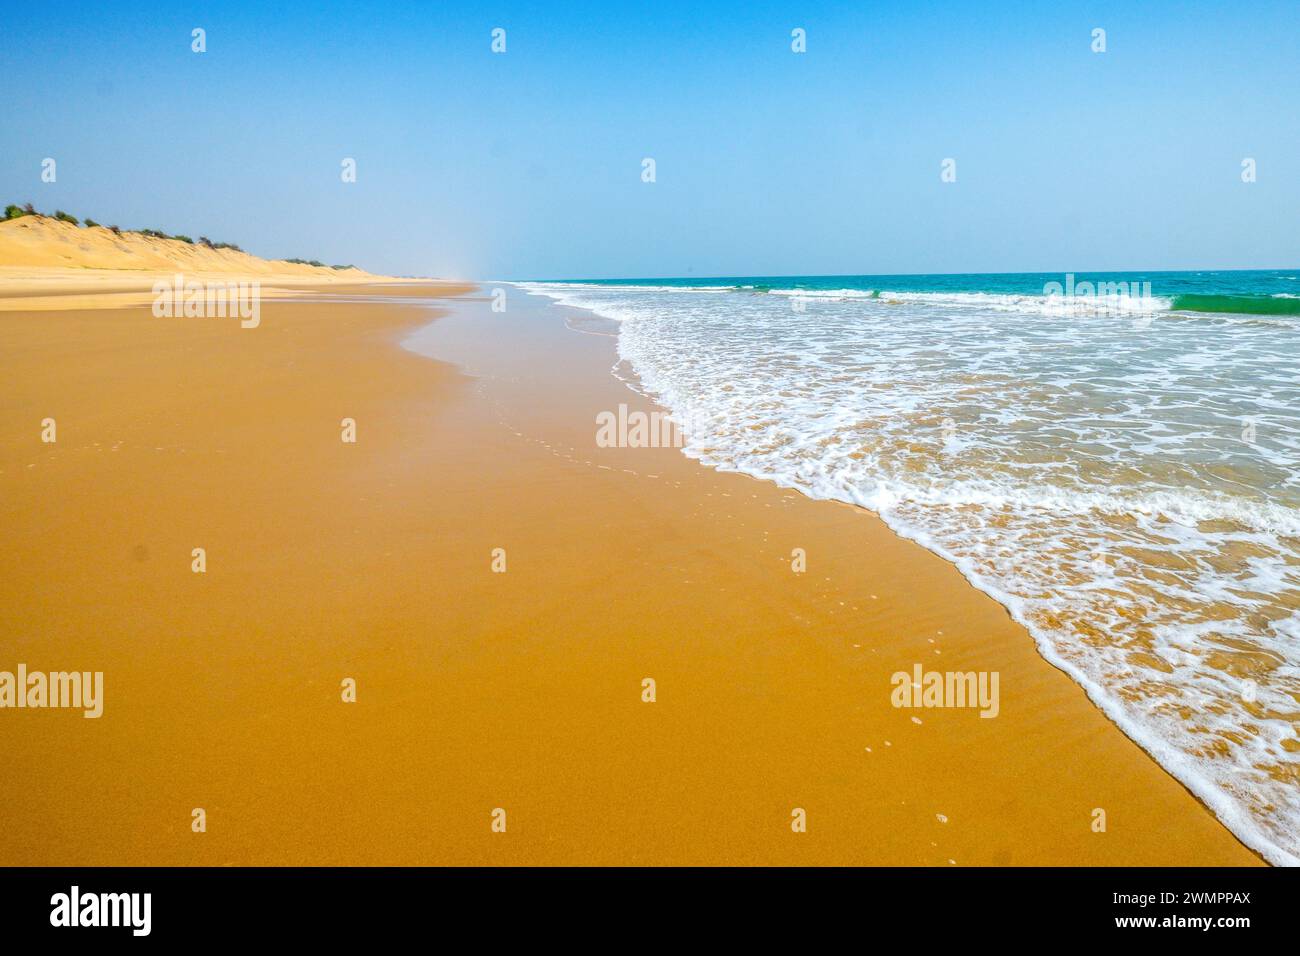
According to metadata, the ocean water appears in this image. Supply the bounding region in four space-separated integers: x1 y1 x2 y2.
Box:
514 270 1300 866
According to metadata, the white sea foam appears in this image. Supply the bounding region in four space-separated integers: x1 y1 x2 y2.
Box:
516 279 1300 866
873 289 1172 315
769 287 879 299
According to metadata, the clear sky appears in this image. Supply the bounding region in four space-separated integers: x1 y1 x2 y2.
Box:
2 1 1297 279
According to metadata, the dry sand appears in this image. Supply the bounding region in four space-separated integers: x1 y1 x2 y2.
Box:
0 276 1263 865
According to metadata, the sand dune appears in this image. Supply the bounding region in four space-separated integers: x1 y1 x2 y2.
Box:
0 215 438 311
0 214 372 277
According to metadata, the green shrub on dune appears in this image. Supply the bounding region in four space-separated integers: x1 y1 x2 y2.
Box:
53 210 80 225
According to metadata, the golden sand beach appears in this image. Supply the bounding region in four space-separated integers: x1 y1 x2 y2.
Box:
0 222 1263 864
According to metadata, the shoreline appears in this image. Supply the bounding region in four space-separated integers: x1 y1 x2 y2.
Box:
410 284 1265 865
523 287 1287 867
0 275 1264 865
519 279 1298 868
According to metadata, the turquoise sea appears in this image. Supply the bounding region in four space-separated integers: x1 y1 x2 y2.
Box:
554 269 1300 316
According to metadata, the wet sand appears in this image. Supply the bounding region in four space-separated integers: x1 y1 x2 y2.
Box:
0 280 1262 865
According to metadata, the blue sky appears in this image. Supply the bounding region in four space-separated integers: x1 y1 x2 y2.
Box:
2 1 1297 278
